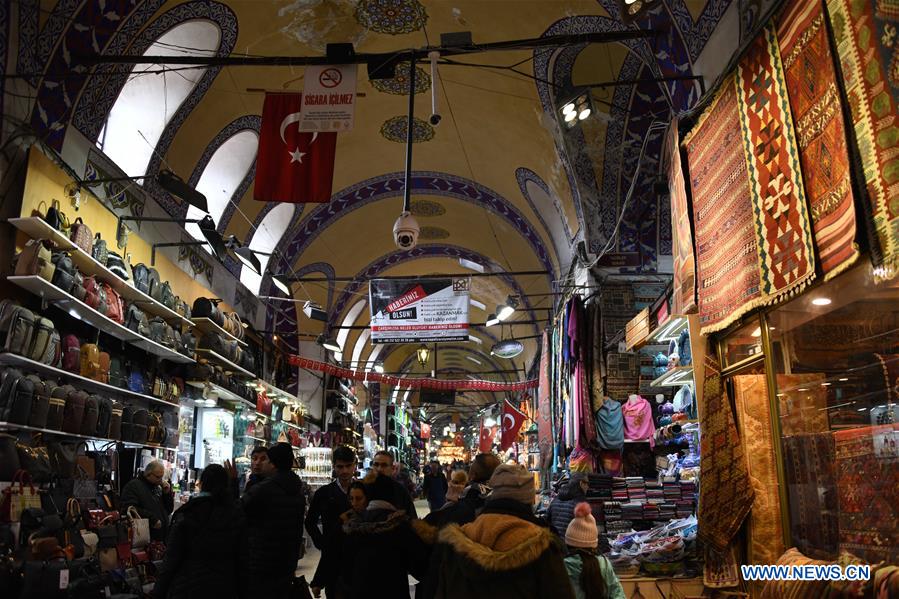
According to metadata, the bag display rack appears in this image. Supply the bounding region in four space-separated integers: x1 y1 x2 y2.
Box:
0 421 164 450
193 349 255 378
192 317 247 348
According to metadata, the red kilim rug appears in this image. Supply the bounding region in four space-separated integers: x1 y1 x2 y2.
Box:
666 123 697 314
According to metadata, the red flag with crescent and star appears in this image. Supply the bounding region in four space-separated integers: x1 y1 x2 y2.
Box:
479 420 495 453
254 92 337 203
500 399 527 450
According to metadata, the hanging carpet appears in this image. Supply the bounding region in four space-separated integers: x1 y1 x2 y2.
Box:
665 123 698 314
537 331 553 470
782 432 839 560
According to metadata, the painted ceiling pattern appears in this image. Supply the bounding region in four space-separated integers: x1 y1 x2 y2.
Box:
3 0 740 415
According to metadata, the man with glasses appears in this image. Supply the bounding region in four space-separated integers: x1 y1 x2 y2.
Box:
121 460 174 542
371 450 417 519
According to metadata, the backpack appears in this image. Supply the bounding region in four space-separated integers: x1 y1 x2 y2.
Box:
124 304 150 338
61 334 81 373
80 395 100 437
108 403 123 440
51 252 77 294
147 268 161 301
69 217 93 254
192 297 223 327
95 396 112 439
15 239 55 281
28 316 60 366
25 374 54 429
83 277 102 311
106 252 129 281
0 367 34 424
79 343 101 380
61 386 87 434
148 318 176 348
132 264 150 294
101 283 124 324
0 300 36 356
91 234 108 266
97 351 110 384
174 298 191 320
109 355 126 388
159 282 176 311
127 367 146 395
121 405 135 441
44 199 69 232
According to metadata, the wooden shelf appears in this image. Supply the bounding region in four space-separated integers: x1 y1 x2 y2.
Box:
0 353 179 410
186 379 254 407
194 349 255 378
9 217 192 327
192 317 247 347
0 421 171 450
6 275 194 364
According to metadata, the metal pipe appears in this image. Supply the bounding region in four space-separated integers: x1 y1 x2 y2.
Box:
403 51 415 214
288 269 548 282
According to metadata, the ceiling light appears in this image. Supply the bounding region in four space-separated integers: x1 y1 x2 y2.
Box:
459 258 484 273
470 298 486 311
562 103 576 115
821 382 831 386
468 335 483 345
751 327 761 338
303 301 328 322
496 304 515 321
564 110 577 123
466 356 482 365
233 245 262 274
811 297 832 306
485 314 500 327
797 388 809 392
416 344 431 368
578 108 591 120
838 378 849 382
157 169 208 213
484 417 496 427
625 0 638 3
374 363 385 374
316 334 341 352
272 275 291 295
198 215 227 260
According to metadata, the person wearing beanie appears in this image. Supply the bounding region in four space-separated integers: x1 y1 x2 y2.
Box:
424 452 501 528
341 472 433 599
240 443 305 599
564 503 625 599
445 470 468 503
547 474 590 538
420 464 575 599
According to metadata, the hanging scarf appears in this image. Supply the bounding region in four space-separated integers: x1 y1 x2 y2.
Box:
595 399 624 450
622 395 655 447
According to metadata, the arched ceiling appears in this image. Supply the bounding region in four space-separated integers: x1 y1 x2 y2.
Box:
9 0 736 424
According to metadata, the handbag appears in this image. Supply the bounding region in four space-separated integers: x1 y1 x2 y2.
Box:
16 439 52 483
43 199 69 232
0 470 41 522
127 505 150 549
69 217 93 254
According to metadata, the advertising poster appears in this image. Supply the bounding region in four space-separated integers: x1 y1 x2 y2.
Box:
369 277 470 343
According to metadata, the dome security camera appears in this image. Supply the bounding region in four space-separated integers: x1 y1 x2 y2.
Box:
393 211 420 250
429 113 442 126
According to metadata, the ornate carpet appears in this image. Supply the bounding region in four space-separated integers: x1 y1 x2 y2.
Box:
776 373 830 435
874 353 899 402
684 78 762 334
666 123 697 315
736 24 817 302
782 432 839 560
733 374 786 566
827 0 899 278
776 0 859 280
697 352 755 550
833 423 899 563
537 331 553 470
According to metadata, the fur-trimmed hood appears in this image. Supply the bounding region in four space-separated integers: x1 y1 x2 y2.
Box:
438 514 557 572
343 509 439 544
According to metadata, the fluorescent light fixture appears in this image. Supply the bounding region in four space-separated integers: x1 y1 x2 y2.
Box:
470 298 486 311
562 103 576 115
459 258 484 273
564 111 577 122
496 304 515 321
272 275 291 295
821 382 831 386
303 301 328 322
857 407 868 412
466 356 482 365
316 334 341 352
485 314 500 327
468 335 483 345
798 388 809 392
578 108 591 120
838 378 849 382
811 297 832 306
233 245 261 274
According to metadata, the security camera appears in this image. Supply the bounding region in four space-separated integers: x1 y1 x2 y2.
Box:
393 211 420 250
429 113 442 126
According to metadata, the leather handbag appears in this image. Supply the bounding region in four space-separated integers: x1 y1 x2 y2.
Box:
61 334 80 372
43 199 69 232
15 239 55 281
132 263 150 294
47 440 85 479
0 470 41 522
124 303 150 337
16 440 52 483
51 252 77 294
69 217 93 254
192 297 224 326
25 374 53 429
79 343 101 380
127 506 150 549
91 233 108 265
60 386 87 435
101 283 124 324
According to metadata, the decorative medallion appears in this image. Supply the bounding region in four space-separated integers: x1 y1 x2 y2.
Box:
418 226 450 240
380 116 435 143
178 245 215 283
234 285 259 322
355 0 427 35
371 61 430 95
410 199 446 217
83 158 145 218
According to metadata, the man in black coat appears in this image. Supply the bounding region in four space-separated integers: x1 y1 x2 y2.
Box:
546 475 588 538
241 443 305 599
371 450 417 519
422 460 448 513
121 461 174 542
305 445 356 598
424 453 500 528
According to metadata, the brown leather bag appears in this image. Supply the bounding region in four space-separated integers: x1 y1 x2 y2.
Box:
15 239 55 281
69 217 93 254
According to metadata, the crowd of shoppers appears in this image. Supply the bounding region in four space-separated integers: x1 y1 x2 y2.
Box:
150 446 624 599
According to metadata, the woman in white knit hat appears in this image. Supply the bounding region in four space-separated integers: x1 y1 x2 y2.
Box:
564 502 626 599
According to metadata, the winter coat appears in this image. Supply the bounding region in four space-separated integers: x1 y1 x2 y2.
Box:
305 481 352 589
420 499 576 599
423 472 448 510
547 479 586 537
342 506 434 599
120 475 174 542
564 553 626 599
152 495 246 599
424 482 490 528
241 470 305 579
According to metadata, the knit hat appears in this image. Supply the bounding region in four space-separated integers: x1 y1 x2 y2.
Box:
488 464 535 505
565 502 598 549
468 453 501 483
446 470 468 502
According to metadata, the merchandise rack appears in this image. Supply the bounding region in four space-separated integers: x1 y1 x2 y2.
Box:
9 216 193 327
192 317 247 347
6 275 194 364
194 349 254 378
185 380 254 409
0 420 172 450
0 352 180 410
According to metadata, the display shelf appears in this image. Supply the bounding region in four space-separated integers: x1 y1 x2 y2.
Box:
186 380 254 408
650 366 694 388
7 275 194 364
0 352 180 410
647 315 690 345
194 349 255 378
0 420 170 450
192 317 247 347
255 379 299 403
9 217 192 327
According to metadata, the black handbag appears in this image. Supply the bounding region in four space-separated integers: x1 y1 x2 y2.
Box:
105 252 130 281
16 440 52 483
192 297 224 326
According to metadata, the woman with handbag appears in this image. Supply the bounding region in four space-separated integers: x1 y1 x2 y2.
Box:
153 464 247 599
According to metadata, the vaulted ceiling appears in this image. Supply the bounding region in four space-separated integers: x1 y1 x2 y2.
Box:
4 0 740 421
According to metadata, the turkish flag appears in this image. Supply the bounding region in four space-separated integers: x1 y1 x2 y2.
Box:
479 422 496 453
254 93 337 203
500 399 527 450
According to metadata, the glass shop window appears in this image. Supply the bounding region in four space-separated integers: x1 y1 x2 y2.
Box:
721 320 764 367
767 264 899 564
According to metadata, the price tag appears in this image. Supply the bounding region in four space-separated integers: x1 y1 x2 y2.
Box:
59 569 69 589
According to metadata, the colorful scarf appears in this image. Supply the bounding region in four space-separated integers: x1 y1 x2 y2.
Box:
621 395 655 447
595 399 624 450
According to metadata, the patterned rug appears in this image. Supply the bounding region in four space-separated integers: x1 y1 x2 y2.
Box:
537 331 553 470
874 353 899 402
776 373 830 435
666 123 697 315
782 432 839 560
827 0 899 278
736 24 817 301
776 0 859 280
833 423 899 563
733 374 786 566
683 77 762 334
697 352 755 550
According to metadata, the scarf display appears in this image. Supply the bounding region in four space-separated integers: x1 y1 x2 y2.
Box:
621 395 655 447
595 399 624 450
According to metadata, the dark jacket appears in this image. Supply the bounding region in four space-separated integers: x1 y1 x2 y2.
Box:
241 470 305 578
547 479 586 538
420 499 576 599
390 476 418 519
305 481 352 589
422 472 448 509
342 505 434 599
120 475 174 542
152 495 246 599
424 482 490 528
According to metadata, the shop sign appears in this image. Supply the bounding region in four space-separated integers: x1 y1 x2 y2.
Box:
595 252 641 268
299 64 357 132
369 277 470 343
